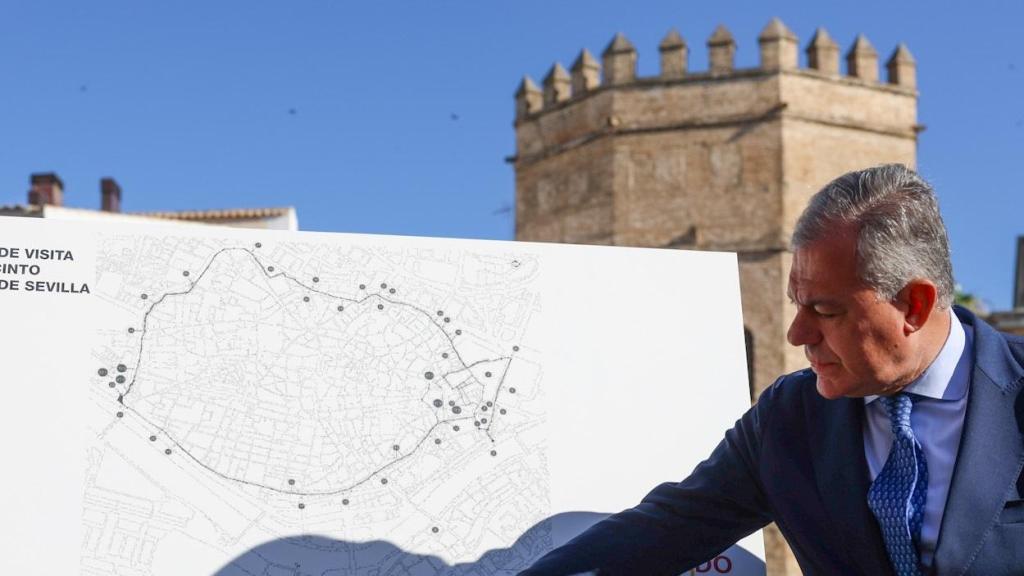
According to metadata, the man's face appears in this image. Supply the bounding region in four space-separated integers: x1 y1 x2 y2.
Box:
786 226 913 399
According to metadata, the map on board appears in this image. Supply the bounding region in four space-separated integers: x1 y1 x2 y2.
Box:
83 233 546 574
0 217 763 575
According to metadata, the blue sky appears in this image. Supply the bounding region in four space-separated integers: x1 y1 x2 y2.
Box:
1 1 1021 309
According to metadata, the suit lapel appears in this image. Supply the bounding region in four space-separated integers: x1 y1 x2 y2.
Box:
808 393 894 575
932 311 1024 576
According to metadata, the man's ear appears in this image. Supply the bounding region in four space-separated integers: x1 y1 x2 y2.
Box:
896 281 938 334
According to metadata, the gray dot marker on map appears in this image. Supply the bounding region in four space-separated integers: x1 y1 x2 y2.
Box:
342 499 350 505
433 399 443 408
389 288 396 294
453 425 460 431
149 435 157 442
481 406 488 412
513 346 520 352
165 449 172 455
491 450 498 456
117 364 127 373
303 296 310 302
437 310 443 316
268 266 275 272
313 277 319 283
116 411 124 418
380 283 387 289
425 371 434 380
337 305 344 311
448 400 455 406
485 372 491 378
500 409 507 415
183 271 190 277
128 327 135 333
455 330 462 335
116 375 125 384
452 406 462 414
108 382 116 388
288 479 296 485
255 242 262 248
141 293 148 300
98 368 108 376
393 444 400 451
442 353 449 359
509 387 517 394
432 527 439 533
486 401 493 407
481 418 488 424
444 317 450 323
377 304 384 310
359 284 366 290
434 438 441 445
381 478 388 485
298 503 305 509
474 421 480 427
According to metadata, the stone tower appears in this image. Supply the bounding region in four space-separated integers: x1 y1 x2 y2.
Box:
511 18 918 575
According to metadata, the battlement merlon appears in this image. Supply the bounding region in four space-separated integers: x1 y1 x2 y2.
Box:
759 18 798 71
659 29 687 79
513 19 917 129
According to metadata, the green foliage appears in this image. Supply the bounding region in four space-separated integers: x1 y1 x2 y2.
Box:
954 285 988 315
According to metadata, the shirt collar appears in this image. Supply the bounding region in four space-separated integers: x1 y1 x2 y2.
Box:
865 307 969 404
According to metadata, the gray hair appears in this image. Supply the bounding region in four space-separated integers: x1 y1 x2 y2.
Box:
791 164 955 308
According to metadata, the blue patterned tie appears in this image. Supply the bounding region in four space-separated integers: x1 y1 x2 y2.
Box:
867 393 928 576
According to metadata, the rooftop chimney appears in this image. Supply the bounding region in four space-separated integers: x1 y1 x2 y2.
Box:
28 173 64 206
101 178 122 213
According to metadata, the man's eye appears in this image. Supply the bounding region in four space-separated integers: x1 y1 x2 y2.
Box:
813 307 838 317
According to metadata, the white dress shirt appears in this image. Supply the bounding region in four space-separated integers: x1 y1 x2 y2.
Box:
862 308 973 568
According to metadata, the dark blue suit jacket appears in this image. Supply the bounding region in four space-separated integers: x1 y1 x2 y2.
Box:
521 308 1024 575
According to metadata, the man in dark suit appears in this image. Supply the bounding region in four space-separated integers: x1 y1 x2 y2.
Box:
520 164 1024 575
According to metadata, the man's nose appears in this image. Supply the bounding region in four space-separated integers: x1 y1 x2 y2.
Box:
787 307 820 347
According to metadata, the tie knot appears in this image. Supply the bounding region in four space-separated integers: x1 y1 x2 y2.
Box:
881 393 914 432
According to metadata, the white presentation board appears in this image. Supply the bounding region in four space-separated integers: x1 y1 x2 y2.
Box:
0 216 763 575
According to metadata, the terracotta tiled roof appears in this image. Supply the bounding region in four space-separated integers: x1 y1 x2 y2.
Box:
131 207 292 221
1 204 292 223
0 204 42 215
